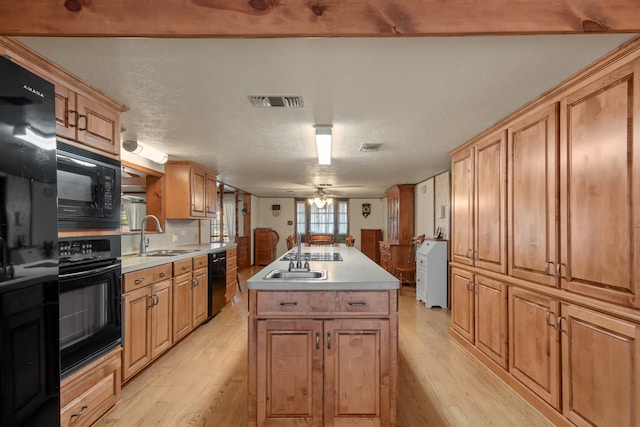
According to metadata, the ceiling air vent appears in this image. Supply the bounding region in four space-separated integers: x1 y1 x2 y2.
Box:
248 95 304 108
359 143 383 152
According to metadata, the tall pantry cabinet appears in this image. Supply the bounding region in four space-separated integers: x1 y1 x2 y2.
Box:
449 41 640 427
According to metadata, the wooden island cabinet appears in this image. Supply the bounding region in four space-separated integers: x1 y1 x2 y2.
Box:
449 40 640 427
247 247 399 427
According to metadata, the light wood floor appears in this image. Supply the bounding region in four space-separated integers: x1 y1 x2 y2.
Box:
96 267 553 427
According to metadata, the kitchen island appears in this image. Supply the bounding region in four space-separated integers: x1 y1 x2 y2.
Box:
247 246 399 427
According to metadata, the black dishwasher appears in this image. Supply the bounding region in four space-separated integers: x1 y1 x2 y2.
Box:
208 251 227 319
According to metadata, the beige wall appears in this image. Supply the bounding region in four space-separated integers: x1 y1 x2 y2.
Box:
348 198 385 250
253 197 296 257
415 177 435 238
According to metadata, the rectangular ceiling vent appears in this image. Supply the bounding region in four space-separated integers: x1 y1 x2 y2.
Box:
359 143 383 152
248 95 304 108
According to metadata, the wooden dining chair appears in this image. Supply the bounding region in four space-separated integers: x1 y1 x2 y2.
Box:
308 234 334 246
345 235 356 247
286 235 296 250
393 234 426 295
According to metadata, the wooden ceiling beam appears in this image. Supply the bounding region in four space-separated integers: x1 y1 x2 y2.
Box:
1 0 639 37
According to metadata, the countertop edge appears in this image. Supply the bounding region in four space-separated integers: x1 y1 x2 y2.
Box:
121 243 236 274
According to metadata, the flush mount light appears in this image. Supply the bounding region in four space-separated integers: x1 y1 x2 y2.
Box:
123 140 169 164
314 125 332 165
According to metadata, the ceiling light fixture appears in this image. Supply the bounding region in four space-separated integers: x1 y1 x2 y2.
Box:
308 187 333 209
123 140 169 164
314 125 332 165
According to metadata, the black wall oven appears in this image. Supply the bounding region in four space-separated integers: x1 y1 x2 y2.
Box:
57 140 121 230
59 236 122 377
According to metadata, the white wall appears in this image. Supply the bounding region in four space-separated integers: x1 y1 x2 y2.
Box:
415 177 435 238
348 198 385 250
254 197 296 257
434 171 451 239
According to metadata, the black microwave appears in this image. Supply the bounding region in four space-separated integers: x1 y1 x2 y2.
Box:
57 140 121 230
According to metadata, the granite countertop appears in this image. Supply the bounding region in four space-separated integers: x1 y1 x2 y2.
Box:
247 246 399 291
121 242 236 274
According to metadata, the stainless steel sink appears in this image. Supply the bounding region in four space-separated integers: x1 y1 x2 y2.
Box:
263 269 327 280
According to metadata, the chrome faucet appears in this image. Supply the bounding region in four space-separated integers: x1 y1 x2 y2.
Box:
139 215 163 256
289 232 309 272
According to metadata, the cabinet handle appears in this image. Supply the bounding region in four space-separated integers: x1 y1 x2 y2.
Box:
466 249 472 258
71 405 88 418
77 114 88 131
473 250 478 260
545 311 557 328
134 277 145 285
557 315 568 334
159 271 167 277
68 110 78 128
348 302 367 307
279 302 297 307
556 263 567 280
316 332 320 350
327 332 331 350
182 265 188 271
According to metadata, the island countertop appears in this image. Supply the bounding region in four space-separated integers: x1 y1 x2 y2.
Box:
247 245 399 291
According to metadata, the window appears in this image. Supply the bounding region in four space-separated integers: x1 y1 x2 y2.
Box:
295 199 349 242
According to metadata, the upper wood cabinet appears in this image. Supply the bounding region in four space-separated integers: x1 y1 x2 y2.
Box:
508 104 559 287
0 37 126 156
451 131 507 274
164 161 218 220
385 184 414 245
559 59 640 308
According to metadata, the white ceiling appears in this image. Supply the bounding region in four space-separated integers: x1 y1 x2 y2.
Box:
17 34 636 198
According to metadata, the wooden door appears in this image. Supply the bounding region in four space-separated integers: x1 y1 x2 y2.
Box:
205 172 217 218
76 95 120 155
150 280 172 359
561 303 640 427
122 287 151 381
172 272 192 343
190 167 206 217
508 104 558 287
256 319 323 427
509 287 560 409
450 267 475 343
474 131 507 273
474 275 508 368
53 83 77 140
451 148 474 266
324 319 391 427
191 267 208 328
560 60 640 307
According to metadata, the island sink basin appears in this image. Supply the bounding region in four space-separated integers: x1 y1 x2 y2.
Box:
263 269 327 280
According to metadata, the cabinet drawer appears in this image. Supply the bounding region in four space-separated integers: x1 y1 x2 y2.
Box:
123 263 172 293
256 291 391 317
173 258 193 275
60 348 121 427
226 247 237 258
193 254 208 269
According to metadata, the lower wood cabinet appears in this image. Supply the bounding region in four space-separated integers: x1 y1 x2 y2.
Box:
172 271 193 343
192 265 208 327
249 289 398 427
226 247 238 302
60 347 122 427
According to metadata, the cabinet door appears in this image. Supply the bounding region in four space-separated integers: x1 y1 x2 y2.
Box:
509 287 560 409
561 303 640 427
474 275 508 368
387 192 399 243
191 267 208 328
560 60 640 307
54 84 77 140
76 95 120 155
122 287 152 381
451 149 474 266
474 131 507 273
508 104 558 287
205 172 217 218
324 319 391 427
256 319 323 427
172 272 192 343
190 167 206 217
150 280 172 359
450 267 475 343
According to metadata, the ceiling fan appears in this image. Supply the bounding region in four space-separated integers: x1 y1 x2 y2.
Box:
308 187 333 208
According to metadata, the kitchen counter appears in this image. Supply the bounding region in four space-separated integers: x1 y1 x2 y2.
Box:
121 242 236 273
247 245 399 291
